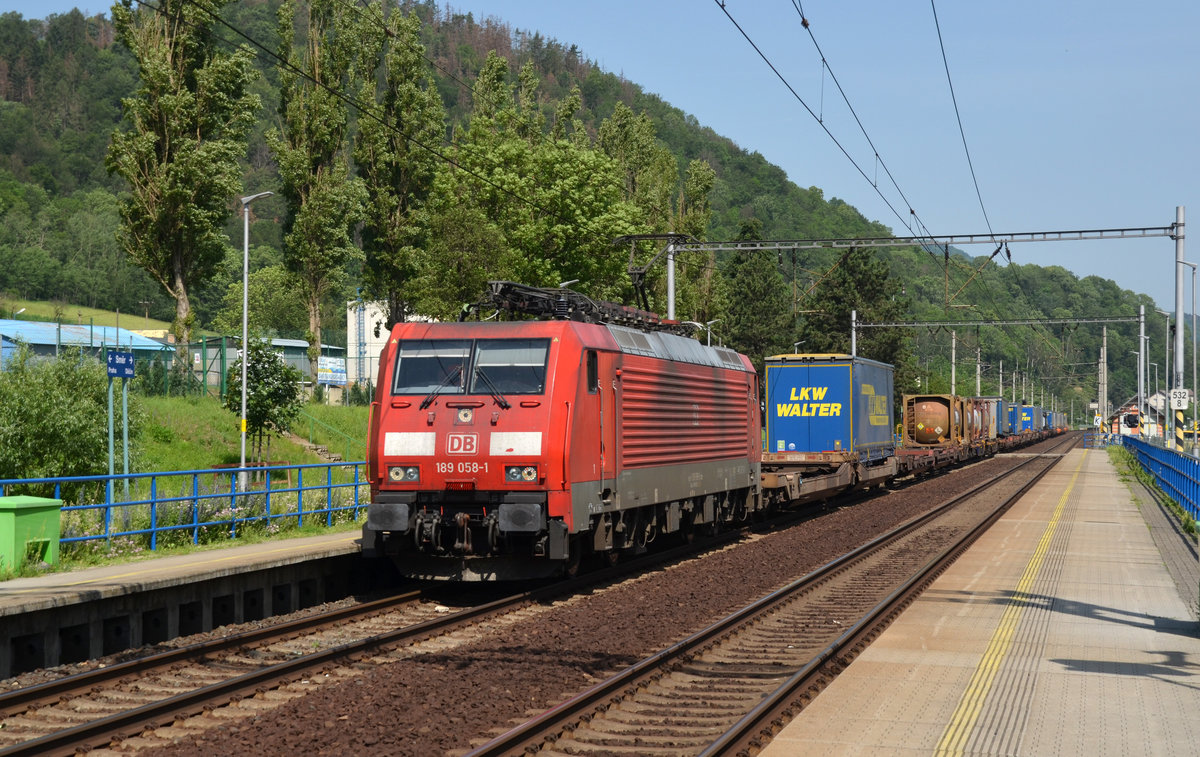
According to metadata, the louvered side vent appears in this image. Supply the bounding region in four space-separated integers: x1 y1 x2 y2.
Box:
619 360 751 468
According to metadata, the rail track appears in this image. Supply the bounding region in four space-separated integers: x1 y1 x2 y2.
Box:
0 438 1070 756
0 521 765 756
466 435 1076 756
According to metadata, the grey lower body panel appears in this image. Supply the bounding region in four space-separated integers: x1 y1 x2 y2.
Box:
570 457 757 529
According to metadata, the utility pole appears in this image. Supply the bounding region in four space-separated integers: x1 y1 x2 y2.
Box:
1175 207 1187 449
950 330 956 396
1139 305 1146 429
1100 326 1108 421
976 345 981 395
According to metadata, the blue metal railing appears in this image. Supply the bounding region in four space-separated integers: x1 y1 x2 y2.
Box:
1 461 368 553
1121 436 1200 522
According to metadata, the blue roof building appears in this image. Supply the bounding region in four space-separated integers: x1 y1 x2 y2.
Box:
0 319 172 368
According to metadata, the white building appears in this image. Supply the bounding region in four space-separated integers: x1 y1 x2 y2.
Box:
346 300 390 387
345 301 438 387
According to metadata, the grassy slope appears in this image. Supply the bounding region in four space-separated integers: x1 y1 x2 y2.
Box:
5 297 173 331
7 298 371 468
139 395 371 471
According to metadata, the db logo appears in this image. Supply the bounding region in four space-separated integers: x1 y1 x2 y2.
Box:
447 433 477 455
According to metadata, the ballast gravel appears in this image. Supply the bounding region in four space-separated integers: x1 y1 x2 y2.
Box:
137 449 1057 756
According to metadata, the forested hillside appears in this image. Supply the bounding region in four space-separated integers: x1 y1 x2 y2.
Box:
0 1 1159 412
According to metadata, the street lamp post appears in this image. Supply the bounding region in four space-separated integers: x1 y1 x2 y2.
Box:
239 191 273 492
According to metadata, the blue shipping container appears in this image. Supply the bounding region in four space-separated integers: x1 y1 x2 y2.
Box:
1008 403 1023 434
764 354 895 458
997 400 1013 435
1020 405 1045 432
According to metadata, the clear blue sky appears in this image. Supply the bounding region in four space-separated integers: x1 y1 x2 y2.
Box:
11 1 1199 311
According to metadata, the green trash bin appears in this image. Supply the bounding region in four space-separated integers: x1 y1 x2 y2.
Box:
0 496 63 572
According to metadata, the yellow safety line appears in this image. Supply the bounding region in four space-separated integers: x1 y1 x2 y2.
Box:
934 450 1086 756
5 534 360 594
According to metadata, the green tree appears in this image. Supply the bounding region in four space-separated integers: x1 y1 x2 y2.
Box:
597 102 675 230
223 338 304 466
419 54 642 314
721 220 791 371
211 263 308 337
106 0 260 361
270 0 367 382
798 247 914 406
0 345 140 502
354 4 445 328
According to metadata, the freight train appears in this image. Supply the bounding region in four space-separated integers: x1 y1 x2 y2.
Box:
363 282 1061 580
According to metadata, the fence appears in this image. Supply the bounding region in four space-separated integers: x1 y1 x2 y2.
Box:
1121 436 1200 523
1082 431 1118 448
1 461 368 556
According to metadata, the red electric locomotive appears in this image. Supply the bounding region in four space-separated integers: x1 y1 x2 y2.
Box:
363 283 761 580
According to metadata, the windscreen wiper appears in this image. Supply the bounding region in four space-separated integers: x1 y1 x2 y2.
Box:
473 367 512 409
420 365 463 409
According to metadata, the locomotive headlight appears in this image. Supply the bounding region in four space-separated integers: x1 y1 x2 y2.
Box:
505 465 537 482
388 465 419 483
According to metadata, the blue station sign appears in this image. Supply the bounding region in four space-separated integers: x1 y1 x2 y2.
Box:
107 350 135 379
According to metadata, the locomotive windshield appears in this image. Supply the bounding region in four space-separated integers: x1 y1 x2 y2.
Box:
470 339 549 395
392 340 470 395
392 338 549 396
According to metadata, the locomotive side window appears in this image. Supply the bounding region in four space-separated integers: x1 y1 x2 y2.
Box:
586 350 598 393
470 339 549 395
392 340 470 394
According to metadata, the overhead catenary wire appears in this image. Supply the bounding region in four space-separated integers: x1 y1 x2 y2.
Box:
790 1 1070 367
714 1 941 254
930 0 995 242
788 0 941 253
147 0 1082 390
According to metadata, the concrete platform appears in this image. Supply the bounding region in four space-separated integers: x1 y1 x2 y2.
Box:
0 530 379 679
0 530 361 615
762 447 1200 757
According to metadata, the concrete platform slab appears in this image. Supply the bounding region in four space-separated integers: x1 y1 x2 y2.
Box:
0 530 362 616
0 530 374 678
762 447 1200 757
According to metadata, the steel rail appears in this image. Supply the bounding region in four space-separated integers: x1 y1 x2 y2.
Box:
0 589 424 716
465 435 1075 756
701 434 1077 756
0 526 754 757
